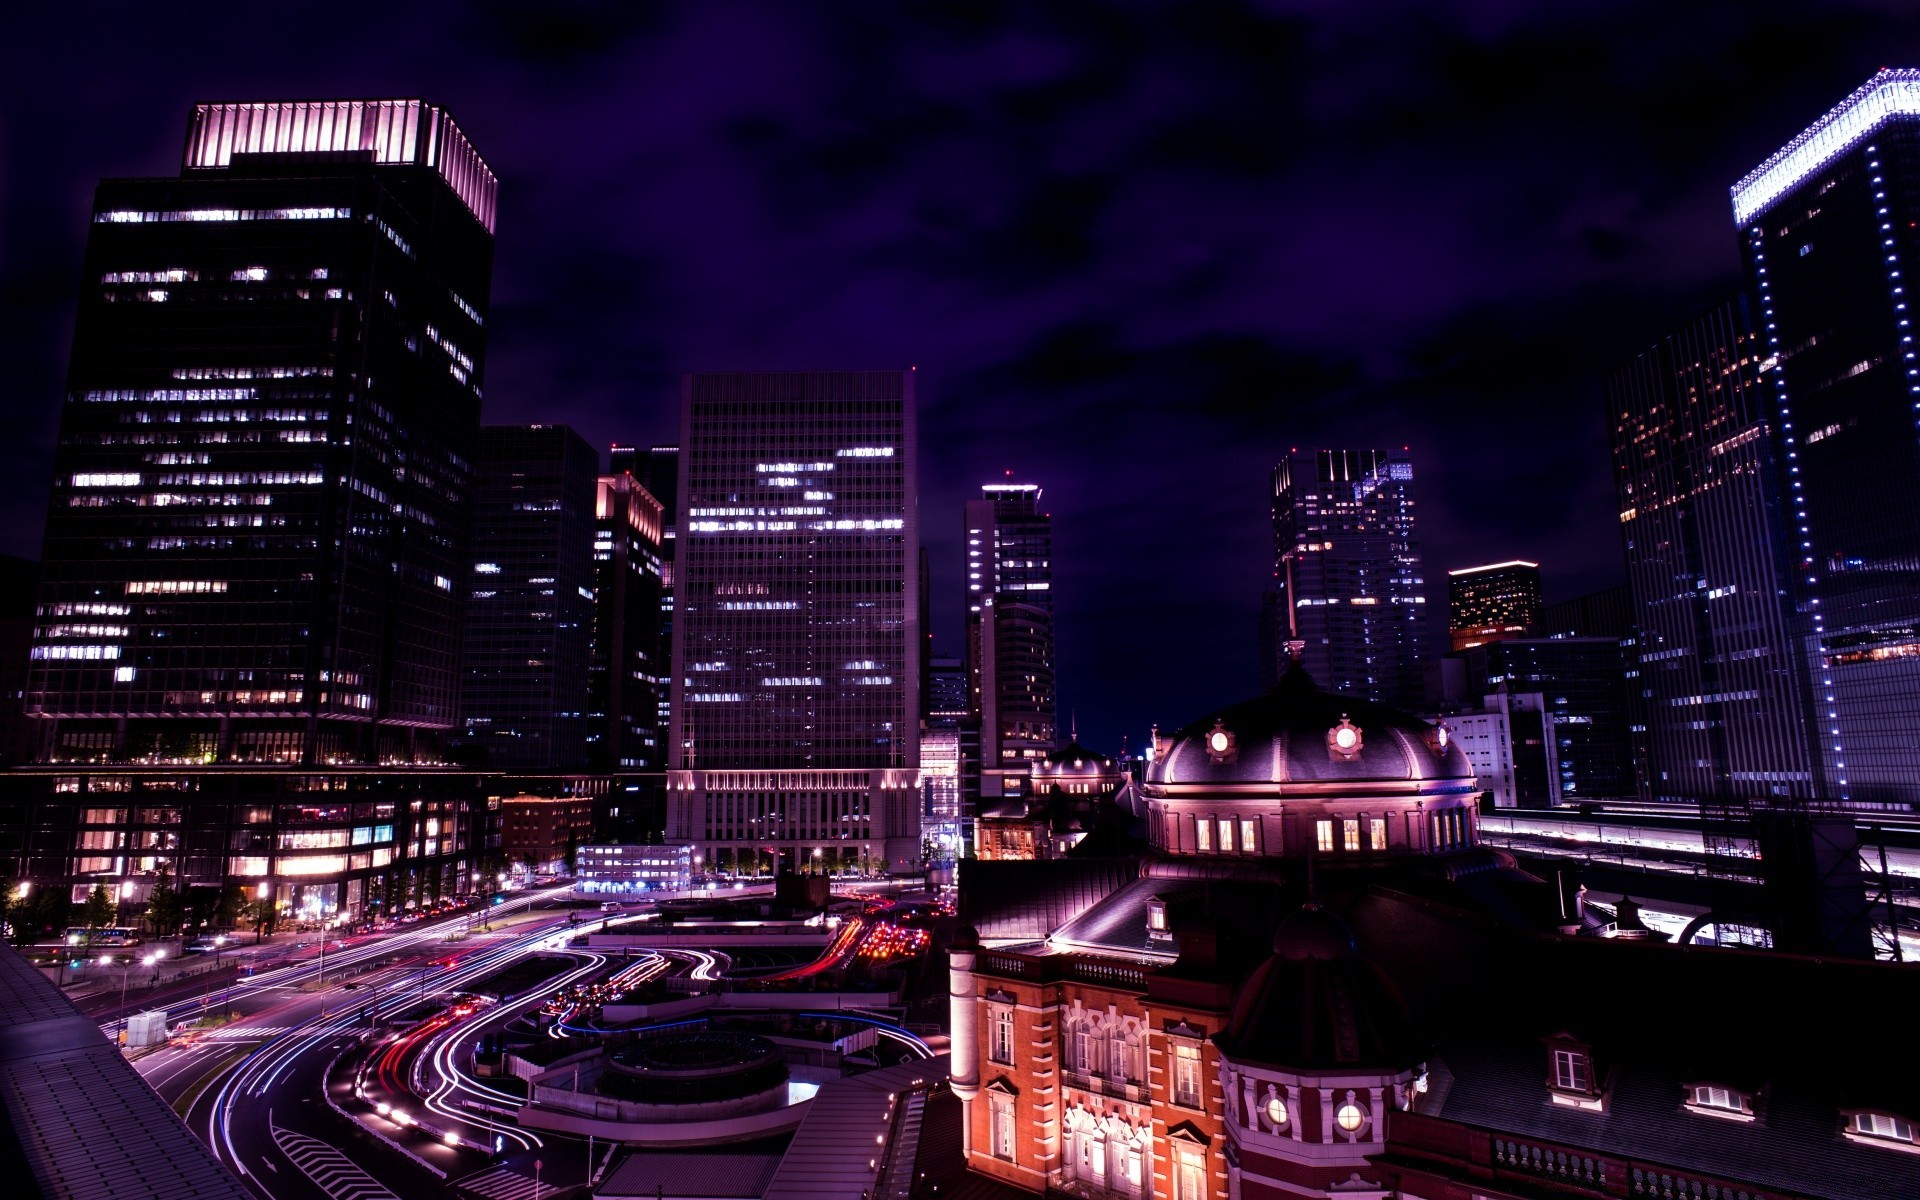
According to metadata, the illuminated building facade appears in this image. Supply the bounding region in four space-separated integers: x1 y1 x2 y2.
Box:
1445 560 1542 651
964 483 1057 809
1270 450 1429 708
459 425 599 770
587 464 665 772
500 792 594 872
1606 298 1819 805
1733 69 1920 809
664 371 922 876
5 98 498 919
953 667 1920 1200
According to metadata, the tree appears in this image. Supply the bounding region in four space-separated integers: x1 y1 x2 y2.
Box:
23 889 71 947
246 896 277 942
81 884 116 944
145 868 185 939
212 886 246 931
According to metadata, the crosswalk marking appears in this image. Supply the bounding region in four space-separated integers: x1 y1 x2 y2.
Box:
200 1024 289 1039
455 1164 545 1200
271 1120 401 1200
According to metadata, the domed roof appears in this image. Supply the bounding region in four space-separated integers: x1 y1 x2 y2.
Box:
1147 666 1470 789
1035 740 1119 778
1220 905 1425 1071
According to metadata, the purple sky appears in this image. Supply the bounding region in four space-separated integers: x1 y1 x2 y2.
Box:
4 2 1918 749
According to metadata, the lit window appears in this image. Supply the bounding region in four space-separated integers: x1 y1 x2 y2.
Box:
990 1094 1016 1161
1265 1091 1289 1129
1196 819 1211 853
1369 816 1387 851
1687 1084 1753 1120
1343 819 1361 851
991 1007 1014 1065
1217 818 1233 852
1554 1048 1591 1092
1316 820 1334 852
1851 1111 1917 1147
1239 818 1258 853
1172 1042 1202 1108
1335 1100 1367 1133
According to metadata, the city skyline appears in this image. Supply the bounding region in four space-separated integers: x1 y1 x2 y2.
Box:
6 7 1920 752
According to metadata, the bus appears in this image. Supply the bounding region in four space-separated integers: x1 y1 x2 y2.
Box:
65 927 142 948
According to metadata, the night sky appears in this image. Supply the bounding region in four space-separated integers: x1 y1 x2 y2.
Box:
5 2 1919 750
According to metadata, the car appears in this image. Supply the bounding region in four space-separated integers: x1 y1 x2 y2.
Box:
600 901 622 913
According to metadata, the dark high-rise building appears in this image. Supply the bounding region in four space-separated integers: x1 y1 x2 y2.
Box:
587 466 665 771
1271 449 1430 707
28 99 496 766
664 372 921 876
963 483 1057 807
1460 637 1637 803
636 445 680 738
0 556 38 768
7 99 500 921
1537 583 1634 640
458 425 598 770
1446 559 1543 651
1607 298 1818 805
1734 69 1920 809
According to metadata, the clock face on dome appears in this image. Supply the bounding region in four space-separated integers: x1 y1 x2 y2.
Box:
1208 730 1230 753
1328 717 1363 760
1266 1095 1288 1127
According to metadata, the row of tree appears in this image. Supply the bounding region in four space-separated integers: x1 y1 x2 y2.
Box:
4 854 512 949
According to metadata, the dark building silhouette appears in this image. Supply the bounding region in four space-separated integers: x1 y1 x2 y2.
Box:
458 425 599 770
1536 583 1634 640
587 463 665 771
635 445 679 739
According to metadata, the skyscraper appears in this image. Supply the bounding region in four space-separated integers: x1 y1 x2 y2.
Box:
1445 560 1542 651
636 445 679 738
963 482 1057 807
1270 449 1429 707
9 98 499 920
29 99 495 765
665 371 920 876
1607 297 1818 805
1733 69 1920 809
459 425 599 770
1458 636 1637 803
587 462 665 771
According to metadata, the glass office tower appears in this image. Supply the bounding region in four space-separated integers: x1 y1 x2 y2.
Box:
1271 449 1430 708
1734 69 1920 809
459 425 600 770
9 99 499 920
30 99 495 766
665 371 921 876
1607 297 1818 805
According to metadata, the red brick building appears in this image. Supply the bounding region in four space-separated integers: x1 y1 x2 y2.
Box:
950 667 1920 1200
501 793 592 871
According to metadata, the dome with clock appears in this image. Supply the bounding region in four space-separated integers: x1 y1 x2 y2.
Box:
1139 662 1480 860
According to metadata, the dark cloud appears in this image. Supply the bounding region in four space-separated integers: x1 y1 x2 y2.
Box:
4 0 1919 747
